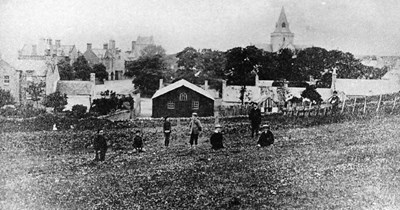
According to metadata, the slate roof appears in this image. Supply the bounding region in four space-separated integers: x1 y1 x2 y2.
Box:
335 79 400 96
152 79 214 100
94 79 134 96
0 59 15 72
57 81 94 95
136 36 154 45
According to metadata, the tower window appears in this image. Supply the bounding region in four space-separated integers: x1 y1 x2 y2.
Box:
283 37 286 42
179 92 187 101
282 22 286 28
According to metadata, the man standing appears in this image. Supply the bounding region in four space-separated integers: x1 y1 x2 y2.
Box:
189 112 202 149
93 129 107 161
249 102 262 138
163 116 172 148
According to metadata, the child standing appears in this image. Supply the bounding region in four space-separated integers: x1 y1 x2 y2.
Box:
93 129 107 161
133 130 144 153
163 116 171 148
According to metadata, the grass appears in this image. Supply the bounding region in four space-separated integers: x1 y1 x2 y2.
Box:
1 115 400 209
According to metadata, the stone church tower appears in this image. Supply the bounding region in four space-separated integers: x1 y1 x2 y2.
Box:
270 7 295 52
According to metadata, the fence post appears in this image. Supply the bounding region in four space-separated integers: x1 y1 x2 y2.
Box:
352 97 357 113
376 94 382 113
341 97 347 113
391 96 397 113
363 96 367 114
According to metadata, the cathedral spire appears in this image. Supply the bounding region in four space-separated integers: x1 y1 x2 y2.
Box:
274 6 291 33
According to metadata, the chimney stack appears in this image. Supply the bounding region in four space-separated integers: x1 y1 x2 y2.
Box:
90 73 96 84
204 80 209 90
159 78 163 89
109 40 115 50
55 40 61 48
103 43 108 50
32 45 37 55
131 41 136 51
87 43 92 51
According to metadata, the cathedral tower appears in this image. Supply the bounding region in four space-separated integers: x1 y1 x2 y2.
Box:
270 7 295 52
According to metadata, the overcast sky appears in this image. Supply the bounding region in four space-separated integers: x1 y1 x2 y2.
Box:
1 0 400 63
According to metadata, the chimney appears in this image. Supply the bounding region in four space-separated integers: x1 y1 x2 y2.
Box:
90 73 96 84
32 45 37 55
204 80 209 90
109 40 115 50
87 43 92 51
131 41 136 51
48 38 52 46
55 40 61 48
159 78 163 89
255 74 259 86
103 43 108 50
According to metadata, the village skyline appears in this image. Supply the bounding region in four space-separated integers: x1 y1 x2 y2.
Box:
1 0 400 63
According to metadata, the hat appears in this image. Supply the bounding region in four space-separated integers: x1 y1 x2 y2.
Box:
261 124 270 129
215 124 222 128
192 112 198 116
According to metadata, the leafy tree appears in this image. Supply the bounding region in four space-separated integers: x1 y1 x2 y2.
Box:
92 63 108 82
293 47 329 81
73 55 92 81
71 104 87 118
258 51 278 80
125 54 166 96
301 85 322 104
224 46 262 104
0 88 15 107
140 44 166 58
42 91 68 112
57 58 75 80
174 47 200 83
25 80 46 107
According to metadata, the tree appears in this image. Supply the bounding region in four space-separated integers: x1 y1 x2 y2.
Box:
0 88 15 107
224 46 262 104
92 63 108 82
125 54 166 96
73 55 92 81
58 58 75 80
25 80 46 107
174 47 200 83
140 44 166 58
42 91 68 112
301 85 322 104
293 47 330 81
71 104 87 118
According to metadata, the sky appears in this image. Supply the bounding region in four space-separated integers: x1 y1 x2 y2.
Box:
1 0 400 63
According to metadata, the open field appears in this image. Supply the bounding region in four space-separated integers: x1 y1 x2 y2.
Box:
1 116 400 209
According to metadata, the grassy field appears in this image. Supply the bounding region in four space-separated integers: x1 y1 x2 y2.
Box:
1 115 400 209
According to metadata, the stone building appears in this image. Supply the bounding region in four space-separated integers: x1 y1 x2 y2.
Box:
0 57 19 104
125 36 155 60
83 40 126 80
18 38 78 64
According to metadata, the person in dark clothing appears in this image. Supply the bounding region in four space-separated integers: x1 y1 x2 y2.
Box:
133 130 144 152
249 102 262 138
328 91 340 113
210 124 224 150
163 116 172 148
257 124 274 147
93 129 107 161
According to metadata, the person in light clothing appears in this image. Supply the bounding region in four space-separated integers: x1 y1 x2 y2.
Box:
189 112 202 149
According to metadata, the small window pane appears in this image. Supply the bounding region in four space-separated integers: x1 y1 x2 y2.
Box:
4 76 10 84
192 101 199 110
179 92 187 101
167 101 175 109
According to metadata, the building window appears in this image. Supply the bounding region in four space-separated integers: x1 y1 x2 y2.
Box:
167 101 175 109
192 101 199 110
4 76 10 85
282 22 286 28
179 92 187 101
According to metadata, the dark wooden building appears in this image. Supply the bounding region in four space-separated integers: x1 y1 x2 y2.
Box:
152 79 214 118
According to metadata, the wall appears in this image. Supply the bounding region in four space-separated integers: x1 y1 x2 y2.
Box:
152 86 214 118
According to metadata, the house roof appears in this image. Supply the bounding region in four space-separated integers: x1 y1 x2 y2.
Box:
136 36 154 45
92 49 107 59
152 79 214 100
57 81 94 95
0 59 15 72
94 79 134 96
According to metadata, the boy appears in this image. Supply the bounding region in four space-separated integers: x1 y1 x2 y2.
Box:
93 129 107 161
189 112 202 149
210 124 224 150
163 116 171 148
133 130 144 152
257 124 274 147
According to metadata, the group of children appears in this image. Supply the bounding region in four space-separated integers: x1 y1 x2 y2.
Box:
93 112 275 161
